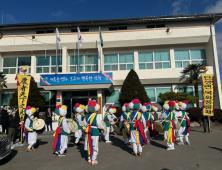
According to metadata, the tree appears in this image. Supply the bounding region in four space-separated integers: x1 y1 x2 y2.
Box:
0 72 7 91
180 64 206 108
118 69 150 106
10 76 45 108
158 91 197 104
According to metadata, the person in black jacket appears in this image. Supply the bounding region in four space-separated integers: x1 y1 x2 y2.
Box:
34 107 42 118
45 107 52 131
13 108 21 144
8 112 16 141
1 105 11 134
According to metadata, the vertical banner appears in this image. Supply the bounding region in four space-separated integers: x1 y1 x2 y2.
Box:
98 96 102 114
201 74 214 116
17 74 31 120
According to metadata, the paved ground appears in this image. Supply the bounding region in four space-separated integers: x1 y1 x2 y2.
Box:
0 126 222 170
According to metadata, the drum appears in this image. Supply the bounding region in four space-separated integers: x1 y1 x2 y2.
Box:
112 124 121 134
153 121 164 133
68 121 78 133
176 121 181 130
110 121 115 125
33 119 45 134
101 120 107 136
124 122 130 134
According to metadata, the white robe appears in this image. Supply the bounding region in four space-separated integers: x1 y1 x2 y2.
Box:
60 118 70 154
83 114 104 161
75 114 83 143
25 118 37 149
105 114 113 141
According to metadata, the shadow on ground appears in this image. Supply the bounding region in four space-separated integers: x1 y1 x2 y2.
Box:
209 146 222 153
0 150 18 166
35 139 48 148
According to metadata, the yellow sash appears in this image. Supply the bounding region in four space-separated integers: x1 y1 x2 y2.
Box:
53 117 65 137
167 113 173 143
136 112 141 146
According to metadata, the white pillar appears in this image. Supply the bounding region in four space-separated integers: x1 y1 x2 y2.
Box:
134 50 139 70
97 90 104 119
62 47 67 73
170 48 175 68
0 53 2 72
210 25 222 109
172 84 177 92
31 53 35 73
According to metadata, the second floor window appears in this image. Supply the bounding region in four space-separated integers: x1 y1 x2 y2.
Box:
36 56 62 73
104 53 134 71
2 57 31 74
175 49 206 68
70 55 98 72
139 51 170 70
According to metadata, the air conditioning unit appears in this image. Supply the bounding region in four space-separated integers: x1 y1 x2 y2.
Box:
19 66 30 74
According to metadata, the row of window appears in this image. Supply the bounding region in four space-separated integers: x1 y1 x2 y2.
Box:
105 86 203 105
2 49 207 74
36 24 166 34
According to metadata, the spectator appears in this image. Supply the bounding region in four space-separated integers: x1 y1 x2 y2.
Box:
13 107 21 144
34 107 42 119
203 116 213 133
1 105 11 134
8 112 16 142
45 107 52 131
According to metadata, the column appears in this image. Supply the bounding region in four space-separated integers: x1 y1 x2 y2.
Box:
210 25 222 109
0 53 2 71
31 53 35 74
62 47 67 73
98 44 103 73
97 90 104 119
170 48 175 68
134 50 139 70
172 84 177 92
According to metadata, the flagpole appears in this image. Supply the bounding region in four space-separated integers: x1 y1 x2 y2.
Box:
78 43 79 73
56 45 58 74
99 27 102 73
77 27 79 73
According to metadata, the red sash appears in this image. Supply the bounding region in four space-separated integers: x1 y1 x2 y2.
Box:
52 127 62 150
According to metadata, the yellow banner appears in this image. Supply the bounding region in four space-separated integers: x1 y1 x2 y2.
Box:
201 74 214 116
17 74 31 120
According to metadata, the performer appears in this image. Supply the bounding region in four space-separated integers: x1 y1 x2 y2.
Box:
174 101 182 142
141 103 153 143
83 100 104 165
129 99 147 156
52 105 70 157
25 106 37 152
177 101 190 145
119 103 131 145
74 104 85 146
110 108 117 135
81 109 86 141
103 106 114 143
53 105 62 154
163 101 176 151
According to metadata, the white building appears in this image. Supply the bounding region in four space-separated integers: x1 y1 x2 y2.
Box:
0 13 221 117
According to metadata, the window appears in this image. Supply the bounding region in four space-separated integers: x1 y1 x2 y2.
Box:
71 28 89 32
146 24 165 28
2 57 31 74
41 91 56 109
175 49 206 68
36 30 54 34
105 90 120 104
36 56 62 73
70 55 98 72
139 51 170 70
104 53 134 71
1 93 12 106
177 86 203 101
109 27 127 31
145 87 171 102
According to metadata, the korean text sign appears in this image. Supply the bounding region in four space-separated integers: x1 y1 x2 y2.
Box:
40 72 112 86
17 75 31 120
201 74 214 116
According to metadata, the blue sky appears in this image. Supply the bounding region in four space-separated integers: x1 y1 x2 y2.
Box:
0 0 222 80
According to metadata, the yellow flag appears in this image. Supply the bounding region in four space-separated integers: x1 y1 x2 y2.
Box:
17 74 31 120
201 74 214 116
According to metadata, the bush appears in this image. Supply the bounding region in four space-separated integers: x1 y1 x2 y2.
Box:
211 109 222 123
187 107 202 123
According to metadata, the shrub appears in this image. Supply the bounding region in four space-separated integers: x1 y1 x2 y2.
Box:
211 109 222 123
187 107 202 123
